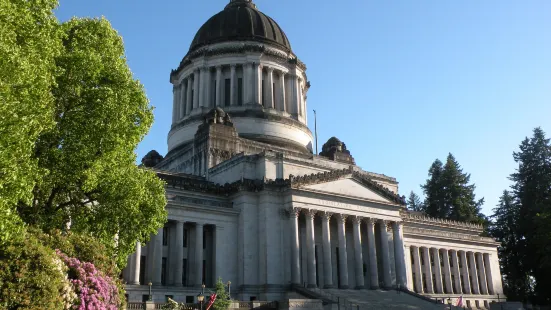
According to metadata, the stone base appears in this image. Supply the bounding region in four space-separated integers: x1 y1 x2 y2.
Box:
370 285 379 290
339 285 349 289
354 286 365 290
307 284 317 288
323 285 334 289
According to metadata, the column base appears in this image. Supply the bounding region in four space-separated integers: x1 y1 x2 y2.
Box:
130 282 140 285
174 283 183 287
152 282 162 287
323 285 334 289
339 285 349 289
370 285 379 290
307 284 317 289
354 286 365 290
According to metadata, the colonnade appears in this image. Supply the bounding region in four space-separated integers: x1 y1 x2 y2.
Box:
407 246 495 296
172 63 307 123
124 221 214 287
289 208 408 289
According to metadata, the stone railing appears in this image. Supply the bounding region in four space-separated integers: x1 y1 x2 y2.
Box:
127 302 145 309
401 212 484 231
127 301 277 310
404 226 497 244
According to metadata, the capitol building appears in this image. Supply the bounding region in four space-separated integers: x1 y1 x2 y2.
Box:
123 1 505 309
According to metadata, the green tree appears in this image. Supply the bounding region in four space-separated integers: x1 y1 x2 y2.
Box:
421 159 446 217
407 191 424 212
489 190 531 301
510 127 551 304
212 278 231 310
421 154 484 223
13 16 167 267
0 0 61 245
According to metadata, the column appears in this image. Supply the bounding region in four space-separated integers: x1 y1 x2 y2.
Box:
450 250 462 294
172 85 177 123
352 216 365 289
193 70 200 109
289 207 301 285
483 253 495 295
468 252 480 294
146 233 155 284
421 247 434 293
195 223 204 286
366 218 379 289
253 63 262 104
186 77 193 114
153 227 163 286
476 253 488 294
230 65 237 106
321 212 333 288
179 82 186 119
265 67 274 109
431 248 444 293
459 251 471 294
244 63 252 104
279 72 286 112
378 220 392 288
405 245 414 291
131 241 141 285
337 214 349 289
215 66 222 107
174 221 184 287
202 67 211 108
392 222 407 288
411 246 423 293
305 209 317 288
297 78 303 116
441 249 453 294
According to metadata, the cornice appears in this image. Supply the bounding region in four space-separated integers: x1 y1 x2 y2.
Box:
171 43 306 80
404 226 498 245
401 211 484 231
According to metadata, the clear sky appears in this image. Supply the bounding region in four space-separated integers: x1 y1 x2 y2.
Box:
55 0 551 216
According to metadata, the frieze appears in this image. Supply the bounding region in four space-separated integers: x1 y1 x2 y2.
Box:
404 226 497 244
172 196 232 209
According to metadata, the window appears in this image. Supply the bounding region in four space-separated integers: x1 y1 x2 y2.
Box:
163 226 168 246
203 231 206 249
183 259 187 286
213 80 217 106
363 263 367 276
186 296 195 303
139 256 146 284
261 79 265 106
142 295 149 302
191 89 194 107
224 79 231 107
161 258 167 285
202 259 206 285
250 297 257 301
183 228 188 248
237 78 243 105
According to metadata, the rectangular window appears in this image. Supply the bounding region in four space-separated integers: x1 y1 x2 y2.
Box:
213 80 217 106
237 78 243 105
191 89 194 107
142 295 149 302
162 227 168 246
203 232 206 249
261 79 265 106
186 296 194 303
202 259 206 285
183 228 188 248
183 259 187 286
224 79 231 107
139 256 146 284
336 247 341 288
161 257 167 285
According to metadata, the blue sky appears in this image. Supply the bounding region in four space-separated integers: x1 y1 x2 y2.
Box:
55 0 551 216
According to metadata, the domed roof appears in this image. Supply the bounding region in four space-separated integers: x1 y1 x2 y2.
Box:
188 0 291 54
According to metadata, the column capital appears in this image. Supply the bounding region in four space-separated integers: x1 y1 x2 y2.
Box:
304 209 317 219
392 221 404 230
215 65 223 70
337 214 348 224
352 215 363 225
287 207 301 218
266 66 274 73
230 64 237 69
321 211 333 221
366 217 377 227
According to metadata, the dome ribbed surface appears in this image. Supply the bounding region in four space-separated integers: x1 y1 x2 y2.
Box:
189 1 291 53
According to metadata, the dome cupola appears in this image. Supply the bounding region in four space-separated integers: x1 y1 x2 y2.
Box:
168 0 312 157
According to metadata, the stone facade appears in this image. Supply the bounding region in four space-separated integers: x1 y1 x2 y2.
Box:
123 1 505 308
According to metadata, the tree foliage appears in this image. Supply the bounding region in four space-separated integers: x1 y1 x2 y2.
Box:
407 191 424 212
9 16 167 267
0 0 61 245
421 154 484 223
501 127 551 304
212 278 231 310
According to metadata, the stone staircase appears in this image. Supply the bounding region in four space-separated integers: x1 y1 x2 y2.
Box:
293 287 447 310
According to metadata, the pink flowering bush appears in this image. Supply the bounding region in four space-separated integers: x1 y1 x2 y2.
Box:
56 250 121 310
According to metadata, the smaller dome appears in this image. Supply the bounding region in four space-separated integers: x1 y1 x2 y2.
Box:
141 150 164 168
188 0 291 54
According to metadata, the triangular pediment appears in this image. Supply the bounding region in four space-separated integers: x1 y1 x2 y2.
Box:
302 177 396 204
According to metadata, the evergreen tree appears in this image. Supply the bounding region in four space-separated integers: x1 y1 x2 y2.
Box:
489 190 531 301
212 278 231 310
421 159 446 218
422 154 484 223
407 191 424 212
510 127 551 304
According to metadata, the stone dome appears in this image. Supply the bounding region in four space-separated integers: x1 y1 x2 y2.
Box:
188 0 291 54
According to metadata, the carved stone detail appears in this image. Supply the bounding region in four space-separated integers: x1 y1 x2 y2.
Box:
287 207 301 218
336 214 348 224
404 226 498 244
304 209 317 219
321 212 333 221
